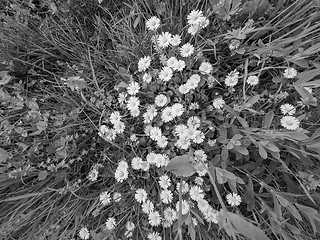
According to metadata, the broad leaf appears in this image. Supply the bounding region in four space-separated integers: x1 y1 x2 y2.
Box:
216 167 244 184
0 148 9 162
165 155 196 177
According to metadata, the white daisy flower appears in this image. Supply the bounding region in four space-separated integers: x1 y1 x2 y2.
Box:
180 43 195 57
212 97 225 109
114 161 129 183
99 191 111 206
162 219 174 228
226 192 242 206
146 16 160 31
194 176 204 185
175 136 191 150
193 131 205 144
105 217 116 230
176 199 190 215
164 207 177 222
130 107 140 117
187 116 201 129
144 125 153 136
189 102 200 110
173 60 186 71
188 24 200 35
143 72 152 83
142 199 154 214
186 74 201 89
280 116 300 130
130 134 137 142
138 56 151 72
185 127 199 140
194 149 207 162
126 96 140 110
149 126 162 141
110 111 121 125
197 198 210 213
79 226 90 240
204 207 219 223
158 175 171 189
166 56 178 69
178 84 191 94
171 103 184 117
140 161 150 171
131 157 143 170
155 94 168 107
280 103 296 115
187 10 204 25
246 75 259 86
113 192 121 202
225 70 239 87
199 62 212 74
170 34 181 46
146 152 157 164
146 104 158 118
284 67 298 78
159 66 173 82
157 135 168 148
176 181 190 194
118 92 127 104
135 188 148 203
154 154 169 168
160 189 173 204
189 185 204 201
157 32 172 48
113 121 125 134
161 107 174 122
175 124 188 136
126 221 135 231
127 81 140 95
148 211 161 226
147 232 162 240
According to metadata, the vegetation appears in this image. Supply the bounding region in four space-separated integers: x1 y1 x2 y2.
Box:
1 0 320 239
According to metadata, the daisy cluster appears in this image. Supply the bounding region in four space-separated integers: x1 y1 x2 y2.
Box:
91 7 315 240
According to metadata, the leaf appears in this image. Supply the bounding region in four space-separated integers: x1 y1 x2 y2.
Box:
263 111 274 129
216 167 244 184
90 230 102 240
165 155 196 177
64 76 87 91
38 170 48 181
133 15 141 28
244 95 260 108
226 211 270 240
0 71 12 85
0 148 9 162
245 175 254 203
258 143 268 159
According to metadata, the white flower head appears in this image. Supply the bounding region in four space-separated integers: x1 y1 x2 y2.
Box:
161 107 175 122
180 43 195 57
212 97 225 109
138 56 151 72
226 192 242 206
79 226 90 240
126 96 140 111
149 126 162 141
164 207 177 222
199 62 213 74
176 181 189 194
175 199 190 215
147 231 162 240
173 60 186 71
130 107 140 117
280 116 300 130
142 199 154 214
188 24 200 35
131 157 143 170
160 189 173 204
126 221 135 231
171 103 184 117
186 74 201 89
99 191 111 206
225 70 239 87
189 185 204 201
166 56 178 69
115 161 129 183
170 34 181 46
155 94 168 107
135 188 148 203
246 75 259 86
113 121 125 134
148 211 161 226
178 84 191 94
157 32 172 48
146 16 160 31
159 175 171 189
127 81 140 95
113 192 121 202
187 10 204 25
159 66 173 82
284 67 298 78
280 103 296 115
143 72 152 83
157 135 168 148
105 217 116 230
187 116 201 129
110 111 121 125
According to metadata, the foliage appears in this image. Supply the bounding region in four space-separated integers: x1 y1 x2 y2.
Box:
0 0 320 240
